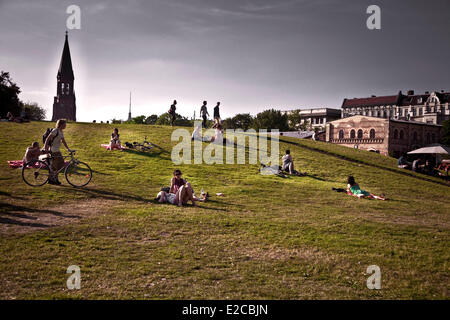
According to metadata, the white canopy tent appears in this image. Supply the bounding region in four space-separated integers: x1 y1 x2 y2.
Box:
407 144 450 155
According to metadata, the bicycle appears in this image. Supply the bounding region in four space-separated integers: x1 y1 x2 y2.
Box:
131 136 153 152
22 150 92 187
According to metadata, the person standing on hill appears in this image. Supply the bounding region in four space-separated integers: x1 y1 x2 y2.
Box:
44 119 72 185
169 100 177 126
214 102 221 122
200 101 209 128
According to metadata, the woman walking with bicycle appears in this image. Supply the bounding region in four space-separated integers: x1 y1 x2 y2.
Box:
44 119 73 185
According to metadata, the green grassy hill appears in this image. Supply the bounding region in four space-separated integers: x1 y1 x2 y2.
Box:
0 121 448 299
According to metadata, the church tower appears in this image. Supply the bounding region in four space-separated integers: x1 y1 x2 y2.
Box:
52 31 76 121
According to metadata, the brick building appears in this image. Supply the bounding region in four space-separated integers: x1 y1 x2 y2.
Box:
325 115 442 157
52 32 76 121
341 90 450 125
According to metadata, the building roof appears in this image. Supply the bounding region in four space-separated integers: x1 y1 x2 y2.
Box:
342 90 450 108
342 92 401 108
57 31 74 80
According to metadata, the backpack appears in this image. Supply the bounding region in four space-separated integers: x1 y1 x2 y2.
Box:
43 128 58 147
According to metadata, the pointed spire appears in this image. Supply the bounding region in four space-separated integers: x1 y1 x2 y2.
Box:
127 91 132 121
58 31 74 80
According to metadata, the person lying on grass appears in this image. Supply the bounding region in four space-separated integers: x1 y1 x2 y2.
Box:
156 182 208 207
346 176 386 200
281 150 306 176
23 141 44 163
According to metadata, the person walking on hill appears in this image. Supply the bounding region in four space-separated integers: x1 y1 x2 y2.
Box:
169 100 177 126
200 101 209 128
214 102 221 122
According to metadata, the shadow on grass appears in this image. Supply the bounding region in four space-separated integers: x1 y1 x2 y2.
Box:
278 137 450 188
0 202 80 228
61 185 154 203
0 190 27 200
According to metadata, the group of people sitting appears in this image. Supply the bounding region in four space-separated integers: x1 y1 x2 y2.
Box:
2 112 30 123
156 169 209 207
398 154 442 176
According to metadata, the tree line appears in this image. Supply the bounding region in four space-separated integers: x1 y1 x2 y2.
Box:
0 71 46 120
120 109 313 131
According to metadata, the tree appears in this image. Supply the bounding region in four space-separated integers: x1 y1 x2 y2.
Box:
155 112 171 125
145 114 158 125
440 120 450 146
287 110 302 130
299 119 311 131
251 109 289 131
21 101 46 120
0 71 21 118
130 115 146 124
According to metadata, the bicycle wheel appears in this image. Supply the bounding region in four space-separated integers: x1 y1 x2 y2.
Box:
65 161 92 187
22 160 50 187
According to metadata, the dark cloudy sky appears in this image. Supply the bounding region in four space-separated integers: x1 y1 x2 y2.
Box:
1 0 449 122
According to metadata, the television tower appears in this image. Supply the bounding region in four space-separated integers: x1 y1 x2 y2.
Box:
127 91 132 121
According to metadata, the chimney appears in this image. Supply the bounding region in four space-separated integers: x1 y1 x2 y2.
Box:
371 95 376 97
407 90 414 95
425 91 430 94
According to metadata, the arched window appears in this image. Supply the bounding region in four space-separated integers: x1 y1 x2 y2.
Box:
432 133 436 143
413 131 418 141
357 129 363 139
400 130 404 140
426 133 431 144
369 129 375 139
394 129 398 139
338 130 344 140
350 129 356 139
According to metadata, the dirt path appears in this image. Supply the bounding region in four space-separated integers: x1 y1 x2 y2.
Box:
0 199 122 235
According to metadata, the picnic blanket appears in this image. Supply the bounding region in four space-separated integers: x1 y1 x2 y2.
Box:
101 144 124 150
7 160 70 169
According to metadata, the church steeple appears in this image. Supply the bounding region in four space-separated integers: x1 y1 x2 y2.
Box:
52 31 76 121
58 31 74 81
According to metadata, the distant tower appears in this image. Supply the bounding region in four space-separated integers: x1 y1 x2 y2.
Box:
127 92 132 121
52 31 76 121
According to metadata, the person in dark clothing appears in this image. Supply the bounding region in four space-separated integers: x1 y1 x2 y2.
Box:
213 102 221 122
169 100 177 126
200 101 209 127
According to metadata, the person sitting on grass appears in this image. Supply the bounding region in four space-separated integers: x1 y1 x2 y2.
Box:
157 182 207 207
398 153 412 169
281 150 306 176
191 125 202 141
346 176 385 200
209 119 223 144
23 141 44 164
170 169 186 194
109 128 122 150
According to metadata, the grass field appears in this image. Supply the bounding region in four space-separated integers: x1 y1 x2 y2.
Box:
0 121 448 299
